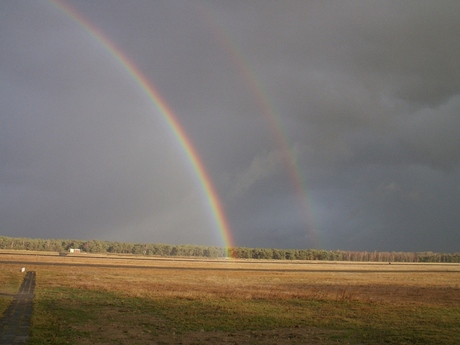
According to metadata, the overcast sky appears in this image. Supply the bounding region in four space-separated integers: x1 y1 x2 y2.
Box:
1 0 459 252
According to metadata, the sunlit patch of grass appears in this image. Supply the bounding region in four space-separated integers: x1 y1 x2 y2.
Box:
0 265 23 293
0 265 24 315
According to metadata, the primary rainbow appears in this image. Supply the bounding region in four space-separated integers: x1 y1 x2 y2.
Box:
49 0 234 255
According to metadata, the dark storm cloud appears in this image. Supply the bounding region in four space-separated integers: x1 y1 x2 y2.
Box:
1 1 459 252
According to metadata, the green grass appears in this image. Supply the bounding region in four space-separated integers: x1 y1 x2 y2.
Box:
0 296 13 316
29 286 460 344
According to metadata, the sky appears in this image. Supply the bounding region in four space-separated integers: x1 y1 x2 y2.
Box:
1 0 459 252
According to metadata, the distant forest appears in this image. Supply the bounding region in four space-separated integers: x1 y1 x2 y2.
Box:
1 235 459 263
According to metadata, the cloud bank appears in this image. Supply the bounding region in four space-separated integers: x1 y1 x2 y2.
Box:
1 1 459 252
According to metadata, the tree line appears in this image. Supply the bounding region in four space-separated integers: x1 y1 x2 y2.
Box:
1 235 459 263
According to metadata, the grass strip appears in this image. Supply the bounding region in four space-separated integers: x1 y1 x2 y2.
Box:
30 286 460 344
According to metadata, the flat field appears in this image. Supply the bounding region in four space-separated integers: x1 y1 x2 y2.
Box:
1 250 459 344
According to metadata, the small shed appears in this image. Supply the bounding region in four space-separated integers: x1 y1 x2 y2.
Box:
69 248 81 253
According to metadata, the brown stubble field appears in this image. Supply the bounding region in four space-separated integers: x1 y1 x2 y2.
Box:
1 250 460 344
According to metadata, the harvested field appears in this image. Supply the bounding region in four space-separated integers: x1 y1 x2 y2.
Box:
1 250 459 344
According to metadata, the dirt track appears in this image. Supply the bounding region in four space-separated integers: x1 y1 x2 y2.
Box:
1 259 458 274
0 271 35 345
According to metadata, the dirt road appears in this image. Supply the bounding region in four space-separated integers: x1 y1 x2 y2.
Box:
0 271 35 345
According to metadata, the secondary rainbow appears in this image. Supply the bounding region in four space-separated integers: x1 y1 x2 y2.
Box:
199 6 318 247
49 0 234 255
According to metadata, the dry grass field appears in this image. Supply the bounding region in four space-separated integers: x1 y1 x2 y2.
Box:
1 250 459 344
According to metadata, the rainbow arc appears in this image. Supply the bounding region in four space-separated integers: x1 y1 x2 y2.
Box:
50 0 234 256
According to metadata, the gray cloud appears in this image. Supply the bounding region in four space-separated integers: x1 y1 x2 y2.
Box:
1 0 459 252
226 148 284 199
